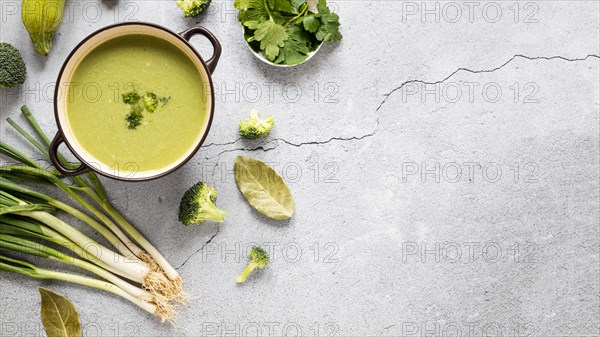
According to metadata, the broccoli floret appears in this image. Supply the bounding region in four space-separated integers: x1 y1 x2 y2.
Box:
143 92 158 112
159 96 171 107
236 246 269 283
178 182 227 225
125 105 143 129
239 109 275 139
0 42 27 88
176 0 212 17
122 91 167 129
122 91 140 105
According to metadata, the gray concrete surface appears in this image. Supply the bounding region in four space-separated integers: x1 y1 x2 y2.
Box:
1 1 599 336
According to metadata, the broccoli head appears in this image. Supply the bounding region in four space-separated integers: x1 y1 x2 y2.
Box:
143 92 158 112
121 90 169 129
122 91 141 105
0 42 27 88
178 182 227 225
236 246 269 283
176 0 212 17
239 109 275 139
125 105 144 129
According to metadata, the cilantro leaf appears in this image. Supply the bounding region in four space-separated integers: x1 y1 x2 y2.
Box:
234 0 263 9
315 12 341 42
235 0 269 22
271 11 287 25
244 20 263 29
273 0 297 14
290 0 306 11
316 0 329 14
241 10 269 23
302 14 320 33
274 25 311 65
253 19 289 61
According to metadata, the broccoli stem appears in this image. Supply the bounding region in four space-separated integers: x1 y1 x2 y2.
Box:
236 262 259 283
204 203 228 223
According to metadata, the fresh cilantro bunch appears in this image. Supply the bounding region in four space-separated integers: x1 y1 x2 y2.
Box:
234 0 342 66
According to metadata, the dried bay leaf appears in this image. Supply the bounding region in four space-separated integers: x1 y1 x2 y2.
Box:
39 287 81 337
234 156 295 220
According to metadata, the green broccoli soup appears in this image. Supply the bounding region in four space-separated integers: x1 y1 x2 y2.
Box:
66 34 207 175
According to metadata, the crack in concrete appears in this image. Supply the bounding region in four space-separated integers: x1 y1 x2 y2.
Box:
175 226 220 270
203 138 243 148
275 133 377 147
214 144 279 157
206 132 378 158
375 54 600 112
201 54 599 158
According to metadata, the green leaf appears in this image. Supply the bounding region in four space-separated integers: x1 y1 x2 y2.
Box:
316 0 329 13
315 12 342 42
273 0 297 13
39 288 81 337
275 25 311 65
244 20 262 29
234 156 295 220
234 0 263 10
253 20 288 61
241 9 269 23
235 0 269 23
271 11 287 25
302 14 320 33
290 0 305 10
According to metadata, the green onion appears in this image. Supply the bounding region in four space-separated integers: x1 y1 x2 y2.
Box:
0 255 165 318
0 106 186 317
0 176 139 258
0 193 149 283
0 234 152 300
0 217 129 279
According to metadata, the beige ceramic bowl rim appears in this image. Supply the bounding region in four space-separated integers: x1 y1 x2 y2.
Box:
52 22 218 182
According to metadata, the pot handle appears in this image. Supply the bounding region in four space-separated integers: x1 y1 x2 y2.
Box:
180 25 222 74
49 132 91 176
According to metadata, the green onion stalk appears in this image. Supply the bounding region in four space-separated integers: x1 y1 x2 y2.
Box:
0 187 176 320
0 217 130 279
0 191 149 283
0 180 180 308
0 233 153 301
0 147 143 260
0 255 173 321
0 106 185 302
0 176 139 259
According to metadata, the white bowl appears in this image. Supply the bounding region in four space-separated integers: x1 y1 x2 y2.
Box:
244 37 323 68
241 0 321 67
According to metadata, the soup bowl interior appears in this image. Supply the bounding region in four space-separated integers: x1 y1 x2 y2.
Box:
55 23 213 181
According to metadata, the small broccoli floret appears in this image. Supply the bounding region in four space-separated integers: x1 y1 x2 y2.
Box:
0 42 27 88
125 105 143 129
122 91 140 105
159 96 171 107
121 90 168 129
239 109 275 139
143 92 158 112
176 0 212 17
178 182 227 225
236 246 269 283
